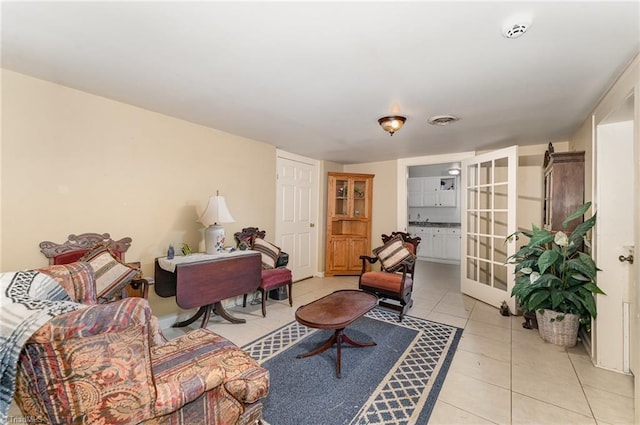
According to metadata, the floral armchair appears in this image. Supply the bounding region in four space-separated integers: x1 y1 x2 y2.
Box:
13 262 269 424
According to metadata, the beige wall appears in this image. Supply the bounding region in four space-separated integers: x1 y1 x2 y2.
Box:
345 160 398 248
517 142 570 234
1 70 277 317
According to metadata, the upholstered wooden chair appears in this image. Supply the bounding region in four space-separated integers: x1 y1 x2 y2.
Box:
236 227 293 316
39 232 150 299
359 231 421 321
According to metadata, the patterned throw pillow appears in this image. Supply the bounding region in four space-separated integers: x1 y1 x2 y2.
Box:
79 244 139 302
252 238 281 269
373 235 415 272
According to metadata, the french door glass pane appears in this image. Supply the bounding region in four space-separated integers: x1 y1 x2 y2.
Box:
494 212 509 237
480 186 492 209
494 183 508 209
494 157 509 183
467 212 478 233
467 258 477 280
467 163 478 187
467 188 478 209
478 260 492 286
480 161 493 185
494 264 508 291
467 234 478 256
494 238 508 264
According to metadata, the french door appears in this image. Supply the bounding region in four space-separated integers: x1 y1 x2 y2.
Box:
461 146 518 312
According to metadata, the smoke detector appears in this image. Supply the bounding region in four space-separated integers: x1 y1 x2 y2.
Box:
503 15 532 39
428 115 459 126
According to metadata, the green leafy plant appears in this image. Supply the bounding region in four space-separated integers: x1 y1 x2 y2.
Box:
508 202 605 330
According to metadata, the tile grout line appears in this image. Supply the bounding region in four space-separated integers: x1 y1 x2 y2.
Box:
568 349 600 424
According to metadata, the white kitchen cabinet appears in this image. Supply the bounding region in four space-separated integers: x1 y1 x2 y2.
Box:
407 178 423 192
426 228 441 258
408 178 424 207
417 227 432 258
422 176 457 207
412 226 460 263
436 189 457 207
408 176 457 207
444 228 461 261
408 191 423 207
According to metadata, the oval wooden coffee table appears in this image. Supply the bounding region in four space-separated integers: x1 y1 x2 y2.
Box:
295 289 378 378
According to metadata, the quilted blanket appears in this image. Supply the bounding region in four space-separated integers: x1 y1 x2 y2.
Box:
0 270 83 423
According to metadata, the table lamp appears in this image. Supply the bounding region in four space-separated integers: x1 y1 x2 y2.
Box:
199 191 235 254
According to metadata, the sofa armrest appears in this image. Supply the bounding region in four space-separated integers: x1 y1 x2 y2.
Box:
28 297 151 343
153 361 226 416
17 305 156 424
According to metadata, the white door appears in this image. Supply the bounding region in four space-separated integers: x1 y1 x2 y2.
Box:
461 146 518 312
276 151 318 281
595 118 635 372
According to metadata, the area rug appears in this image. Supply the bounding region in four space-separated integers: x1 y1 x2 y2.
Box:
242 308 462 425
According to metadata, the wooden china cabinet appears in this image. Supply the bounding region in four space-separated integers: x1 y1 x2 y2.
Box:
325 172 374 276
542 143 585 232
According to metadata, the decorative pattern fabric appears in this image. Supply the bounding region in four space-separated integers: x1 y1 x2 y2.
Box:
252 238 281 269
151 329 270 406
36 262 97 304
16 298 155 425
79 243 139 302
0 270 82 424
13 263 269 425
373 235 415 272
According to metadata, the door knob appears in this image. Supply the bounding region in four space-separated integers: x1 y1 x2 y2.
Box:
618 254 634 264
310 223 315 228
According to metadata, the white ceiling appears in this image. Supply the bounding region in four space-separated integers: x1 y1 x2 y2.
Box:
2 1 638 164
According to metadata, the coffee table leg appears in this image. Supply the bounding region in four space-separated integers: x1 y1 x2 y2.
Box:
296 328 376 378
296 332 338 359
342 333 377 349
336 330 343 378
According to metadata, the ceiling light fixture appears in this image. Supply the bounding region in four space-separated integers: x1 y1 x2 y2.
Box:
378 115 406 136
428 115 459 126
448 162 462 176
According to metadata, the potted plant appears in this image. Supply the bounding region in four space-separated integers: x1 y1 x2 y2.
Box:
508 202 605 347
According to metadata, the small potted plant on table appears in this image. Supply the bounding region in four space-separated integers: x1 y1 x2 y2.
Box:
508 202 605 347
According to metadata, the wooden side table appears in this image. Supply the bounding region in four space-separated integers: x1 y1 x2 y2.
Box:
154 251 262 328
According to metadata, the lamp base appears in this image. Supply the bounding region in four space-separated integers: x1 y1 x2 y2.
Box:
204 224 225 254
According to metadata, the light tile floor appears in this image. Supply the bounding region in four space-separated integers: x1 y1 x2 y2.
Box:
8 261 635 424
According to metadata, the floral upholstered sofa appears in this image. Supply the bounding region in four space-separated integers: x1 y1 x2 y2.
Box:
11 262 269 424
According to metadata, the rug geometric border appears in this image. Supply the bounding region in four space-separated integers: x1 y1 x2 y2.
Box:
243 308 463 425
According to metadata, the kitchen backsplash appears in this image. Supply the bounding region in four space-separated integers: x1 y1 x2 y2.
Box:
408 206 461 223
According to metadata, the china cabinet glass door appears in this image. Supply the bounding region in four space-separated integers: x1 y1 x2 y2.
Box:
334 178 348 216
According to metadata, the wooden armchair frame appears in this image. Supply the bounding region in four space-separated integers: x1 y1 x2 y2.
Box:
358 231 421 321
39 232 149 299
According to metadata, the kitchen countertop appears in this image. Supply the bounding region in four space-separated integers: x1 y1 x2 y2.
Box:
408 222 461 228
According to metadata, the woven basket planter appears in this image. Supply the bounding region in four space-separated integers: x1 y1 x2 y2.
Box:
535 309 580 347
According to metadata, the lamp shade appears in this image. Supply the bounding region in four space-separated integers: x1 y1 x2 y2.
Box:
199 194 235 254
199 195 235 226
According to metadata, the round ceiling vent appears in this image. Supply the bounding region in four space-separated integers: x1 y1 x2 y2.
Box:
427 115 459 126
